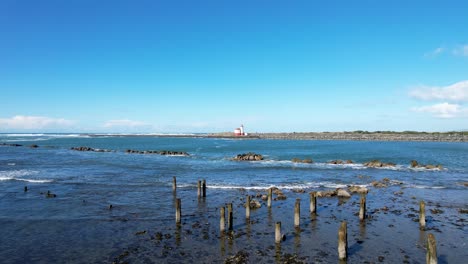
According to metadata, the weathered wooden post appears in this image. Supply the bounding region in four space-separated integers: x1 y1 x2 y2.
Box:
420 201 426 230
359 194 366 221
197 180 201 197
24 186 28 192
310 191 316 214
220 206 225 233
267 188 272 208
175 198 181 225
172 176 177 192
294 198 300 227
246 195 251 220
202 179 206 197
426 233 437 264
338 221 347 261
275 221 282 243
227 203 233 231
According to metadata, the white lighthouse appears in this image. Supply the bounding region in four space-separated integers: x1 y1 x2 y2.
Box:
234 124 246 136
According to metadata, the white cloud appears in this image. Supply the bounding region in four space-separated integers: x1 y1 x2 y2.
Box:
409 80 468 102
103 119 150 128
453 45 468 57
424 47 445 58
0 115 74 130
411 102 466 118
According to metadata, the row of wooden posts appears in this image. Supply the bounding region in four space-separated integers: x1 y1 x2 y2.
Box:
172 177 438 263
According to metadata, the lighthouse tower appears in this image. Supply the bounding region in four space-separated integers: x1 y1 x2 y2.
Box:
239 125 244 136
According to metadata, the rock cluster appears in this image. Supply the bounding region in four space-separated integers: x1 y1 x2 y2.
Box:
291 158 313 163
410 160 443 170
364 160 396 168
71 146 113 152
271 187 287 200
232 152 263 161
125 149 189 156
348 185 369 194
0 143 23 147
328 160 353 165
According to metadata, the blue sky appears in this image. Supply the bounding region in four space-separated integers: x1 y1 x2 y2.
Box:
1 0 467 133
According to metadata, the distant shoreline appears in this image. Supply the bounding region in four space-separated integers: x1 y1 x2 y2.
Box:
84 131 468 142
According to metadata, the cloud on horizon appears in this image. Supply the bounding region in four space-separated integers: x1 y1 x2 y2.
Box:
102 119 153 131
409 80 468 102
411 102 466 119
0 115 75 130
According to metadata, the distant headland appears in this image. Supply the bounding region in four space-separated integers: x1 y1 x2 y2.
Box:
86 131 468 142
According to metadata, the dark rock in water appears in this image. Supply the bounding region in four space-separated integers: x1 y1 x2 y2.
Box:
45 190 56 198
71 146 95 152
125 149 189 156
233 152 263 161
410 160 419 168
328 160 344 165
29 144 39 148
135 230 147 235
24 186 28 192
225 250 249 264
459 209 468 214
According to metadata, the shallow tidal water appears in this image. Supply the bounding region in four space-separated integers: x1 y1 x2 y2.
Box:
0 134 467 263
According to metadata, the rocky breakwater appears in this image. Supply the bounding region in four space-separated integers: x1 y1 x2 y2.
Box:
232 152 264 161
71 146 113 152
410 160 443 170
364 160 396 168
125 149 189 156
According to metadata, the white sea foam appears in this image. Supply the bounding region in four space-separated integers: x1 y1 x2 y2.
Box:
0 170 52 183
7 163 16 166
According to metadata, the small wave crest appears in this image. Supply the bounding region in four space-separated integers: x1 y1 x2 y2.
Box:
178 182 367 190
0 170 52 183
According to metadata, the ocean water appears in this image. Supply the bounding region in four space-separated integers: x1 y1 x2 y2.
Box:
0 134 467 263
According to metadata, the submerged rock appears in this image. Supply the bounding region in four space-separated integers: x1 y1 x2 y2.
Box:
292 158 313 164
225 250 249 264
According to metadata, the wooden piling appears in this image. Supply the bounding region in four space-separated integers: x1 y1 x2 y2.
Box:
246 195 251 220
420 200 426 230
294 198 300 227
227 203 233 231
175 198 181 225
202 179 206 197
220 207 225 233
267 188 272 208
197 180 201 197
338 221 347 261
426 233 437 264
310 192 316 214
275 221 282 243
359 194 366 221
172 176 176 192
24 186 28 192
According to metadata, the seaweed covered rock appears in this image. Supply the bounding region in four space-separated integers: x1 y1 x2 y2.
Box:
364 160 396 168
292 158 313 164
410 160 442 170
232 152 263 161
